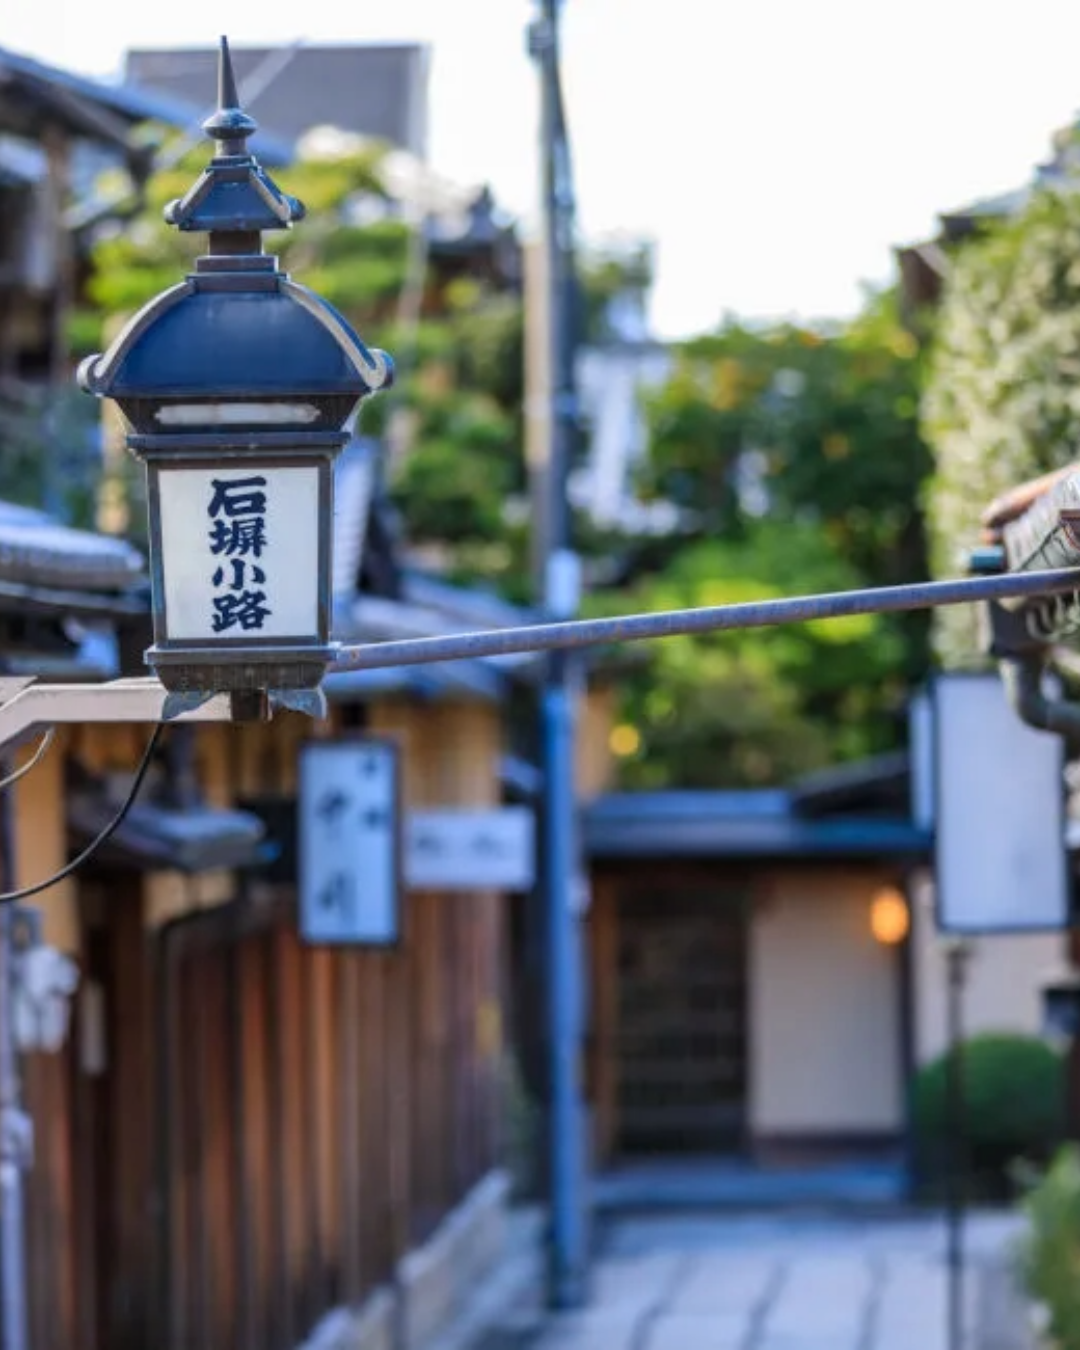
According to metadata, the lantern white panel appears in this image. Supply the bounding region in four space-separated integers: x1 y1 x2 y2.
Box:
934 672 1068 934
158 464 320 641
298 740 400 946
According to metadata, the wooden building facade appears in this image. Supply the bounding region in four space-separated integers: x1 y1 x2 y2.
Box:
19 701 510 1350
0 499 528 1350
575 723 933 1173
578 727 1073 1186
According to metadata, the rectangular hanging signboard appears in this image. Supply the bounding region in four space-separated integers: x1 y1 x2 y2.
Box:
934 671 1068 934
298 737 401 946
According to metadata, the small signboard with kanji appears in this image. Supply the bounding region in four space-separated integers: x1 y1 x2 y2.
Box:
298 738 401 946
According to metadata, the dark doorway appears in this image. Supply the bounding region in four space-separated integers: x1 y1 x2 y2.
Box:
614 885 748 1155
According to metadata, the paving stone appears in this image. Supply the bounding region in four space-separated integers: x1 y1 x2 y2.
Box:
590 1253 682 1314
755 1337 861 1350
648 1311 749 1350
674 1254 777 1315
533 1212 1022 1350
536 1311 641 1350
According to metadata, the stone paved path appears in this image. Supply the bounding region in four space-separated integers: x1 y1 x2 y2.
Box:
537 1212 1031 1350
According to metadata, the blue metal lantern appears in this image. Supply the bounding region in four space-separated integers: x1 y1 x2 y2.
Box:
78 37 393 720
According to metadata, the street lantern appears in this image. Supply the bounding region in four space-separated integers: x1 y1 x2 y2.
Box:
78 37 393 721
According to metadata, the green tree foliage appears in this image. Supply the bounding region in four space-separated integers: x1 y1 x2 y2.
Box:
923 183 1080 665
591 524 906 787
609 294 931 788
640 296 929 609
913 1032 1064 1196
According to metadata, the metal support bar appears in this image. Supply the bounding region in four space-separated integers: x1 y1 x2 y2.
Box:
0 766 28 1350
531 0 589 1311
944 939 972 1350
331 568 1080 674
0 678 237 756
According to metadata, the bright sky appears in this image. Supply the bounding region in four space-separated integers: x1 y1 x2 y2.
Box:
8 0 1080 339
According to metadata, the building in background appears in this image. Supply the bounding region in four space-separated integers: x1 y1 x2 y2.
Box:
572 239 675 537
572 702 1068 1206
125 42 430 160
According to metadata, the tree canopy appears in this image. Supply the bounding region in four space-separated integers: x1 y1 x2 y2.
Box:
923 183 1080 666
602 293 932 788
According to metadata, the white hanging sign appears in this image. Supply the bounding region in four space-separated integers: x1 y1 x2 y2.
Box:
934 671 1069 934
298 738 401 946
405 808 535 891
12 946 80 1054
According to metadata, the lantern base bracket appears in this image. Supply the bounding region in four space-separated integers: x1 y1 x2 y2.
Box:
159 685 327 722
270 686 328 720
161 689 217 721
146 643 339 700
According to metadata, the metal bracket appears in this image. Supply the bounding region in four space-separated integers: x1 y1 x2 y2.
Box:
983 599 1047 659
0 677 241 756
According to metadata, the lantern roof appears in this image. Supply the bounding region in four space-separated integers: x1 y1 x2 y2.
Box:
78 36 392 415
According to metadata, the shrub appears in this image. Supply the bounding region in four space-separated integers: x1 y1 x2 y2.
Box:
912 1033 1065 1196
1018 1146 1080 1348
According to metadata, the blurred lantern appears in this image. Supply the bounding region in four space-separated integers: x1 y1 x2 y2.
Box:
78 37 393 721
870 886 910 946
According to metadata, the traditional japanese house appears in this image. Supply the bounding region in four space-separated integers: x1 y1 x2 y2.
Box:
0 44 207 385
3 464 552 1350
569 692 1072 1204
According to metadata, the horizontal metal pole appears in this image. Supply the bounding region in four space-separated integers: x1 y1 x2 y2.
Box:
332 568 1080 673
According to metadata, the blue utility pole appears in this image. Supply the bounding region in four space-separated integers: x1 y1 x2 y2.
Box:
527 0 590 1312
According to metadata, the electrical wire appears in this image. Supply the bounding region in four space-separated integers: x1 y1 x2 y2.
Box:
0 728 55 794
0 723 165 906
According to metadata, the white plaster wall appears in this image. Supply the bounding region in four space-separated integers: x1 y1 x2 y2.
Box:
909 868 1065 1065
749 869 903 1135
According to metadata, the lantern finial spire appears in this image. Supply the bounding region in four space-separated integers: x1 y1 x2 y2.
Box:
163 33 305 244
201 35 258 153
218 35 240 111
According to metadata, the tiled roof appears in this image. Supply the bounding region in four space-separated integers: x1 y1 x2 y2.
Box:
585 790 931 860
0 501 144 593
0 44 202 139
332 437 379 598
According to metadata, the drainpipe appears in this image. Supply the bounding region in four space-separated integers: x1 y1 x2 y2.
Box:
0 763 29 1350
999 654 1080 747
1000 653 1080 1143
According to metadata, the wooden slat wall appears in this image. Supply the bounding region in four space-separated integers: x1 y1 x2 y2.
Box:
18 698 509 1350
156 700 507 1350
157 881 506 1350
21 1051 78 1350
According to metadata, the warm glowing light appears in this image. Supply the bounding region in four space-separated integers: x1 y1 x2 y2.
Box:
870 887 910 946
609 723 641 757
